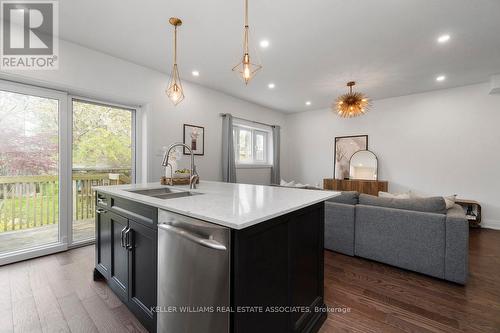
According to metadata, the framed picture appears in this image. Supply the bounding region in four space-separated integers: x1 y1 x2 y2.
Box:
183 124 204 155
334 135 368 180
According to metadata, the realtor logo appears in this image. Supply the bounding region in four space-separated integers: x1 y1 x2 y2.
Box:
1 0 58 69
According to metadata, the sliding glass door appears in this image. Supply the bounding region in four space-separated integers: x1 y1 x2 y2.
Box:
0 81 137 263
0 82 68 262
71 99 135 243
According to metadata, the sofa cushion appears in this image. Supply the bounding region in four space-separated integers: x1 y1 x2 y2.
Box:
355 205 446 279
327 191 359 205
359 194 447 214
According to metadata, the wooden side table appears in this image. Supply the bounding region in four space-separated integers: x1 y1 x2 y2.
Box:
455 199 482 227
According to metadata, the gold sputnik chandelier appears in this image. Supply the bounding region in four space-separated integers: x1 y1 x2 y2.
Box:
232 0 262 84
334 82 370 118
166 17 184 105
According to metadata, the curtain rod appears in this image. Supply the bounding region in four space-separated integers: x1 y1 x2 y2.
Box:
220 113 277 128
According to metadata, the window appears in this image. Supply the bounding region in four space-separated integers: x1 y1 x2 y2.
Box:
233 124 271 166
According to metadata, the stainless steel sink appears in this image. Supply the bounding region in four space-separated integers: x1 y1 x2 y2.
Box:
126 187 201 200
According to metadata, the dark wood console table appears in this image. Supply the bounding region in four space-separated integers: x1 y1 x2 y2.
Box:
323 179 388 196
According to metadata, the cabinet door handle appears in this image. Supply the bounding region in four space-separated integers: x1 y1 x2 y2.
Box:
125 227 133 250
96 208 106 214
120 226 128 247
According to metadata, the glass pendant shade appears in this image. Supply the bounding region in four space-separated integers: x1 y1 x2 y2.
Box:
232 0 261 84
166 18 184 106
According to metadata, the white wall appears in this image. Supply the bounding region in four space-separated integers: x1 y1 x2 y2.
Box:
5 40 498 229
0 40 287 185
285 83 500 229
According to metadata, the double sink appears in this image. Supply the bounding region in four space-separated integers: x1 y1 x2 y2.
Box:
126 187 201 200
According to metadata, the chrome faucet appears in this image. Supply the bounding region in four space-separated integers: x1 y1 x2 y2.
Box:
162 143 199 189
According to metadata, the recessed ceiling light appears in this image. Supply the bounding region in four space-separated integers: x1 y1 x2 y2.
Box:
192 70 200 77
268 83 275 89
437 34 450 43
305 101 311 106
259 40 270 48
436 75 446 82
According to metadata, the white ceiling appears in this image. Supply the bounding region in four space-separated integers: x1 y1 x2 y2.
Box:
59 0 500 112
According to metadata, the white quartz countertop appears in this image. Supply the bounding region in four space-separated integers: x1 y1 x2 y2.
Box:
94 181 340 229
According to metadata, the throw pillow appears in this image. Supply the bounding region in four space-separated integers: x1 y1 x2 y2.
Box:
443 194 457 209
410 192 457 209
378 191 411 199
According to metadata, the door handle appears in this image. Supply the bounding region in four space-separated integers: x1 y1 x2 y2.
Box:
158 224 227 251
120 226 128 247
96 208 106 214
125 227 133 251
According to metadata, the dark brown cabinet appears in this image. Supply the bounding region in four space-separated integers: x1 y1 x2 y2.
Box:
94 194 157 332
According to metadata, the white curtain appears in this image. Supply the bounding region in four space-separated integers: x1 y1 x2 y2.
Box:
221 114 237 183
271 125 280 184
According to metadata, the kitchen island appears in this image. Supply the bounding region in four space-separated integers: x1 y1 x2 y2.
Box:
93 181 339 333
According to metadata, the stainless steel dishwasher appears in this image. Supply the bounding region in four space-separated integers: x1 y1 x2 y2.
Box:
157 210 230 333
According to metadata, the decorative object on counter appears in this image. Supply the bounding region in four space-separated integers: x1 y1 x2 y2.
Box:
455 199 482 227
183 124 204 155
232 0 262 84
349 150 378 180
166 17 185 105
334 81 370 118
334 135 368 180
324 178 388 196
173 168 190 178
160 176 198 186
161 168 198 185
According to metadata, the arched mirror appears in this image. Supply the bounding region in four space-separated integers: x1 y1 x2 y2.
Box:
349 150 378 180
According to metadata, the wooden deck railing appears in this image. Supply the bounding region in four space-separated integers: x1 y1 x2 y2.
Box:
0 170 131 232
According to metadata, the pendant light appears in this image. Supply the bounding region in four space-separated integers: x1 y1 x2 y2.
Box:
334 82 370 118
232 0 262 84
166 17 184 105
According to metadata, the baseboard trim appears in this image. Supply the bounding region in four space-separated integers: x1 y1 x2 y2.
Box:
481 219 500 230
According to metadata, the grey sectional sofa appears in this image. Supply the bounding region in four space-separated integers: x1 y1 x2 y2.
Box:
325 192 469 284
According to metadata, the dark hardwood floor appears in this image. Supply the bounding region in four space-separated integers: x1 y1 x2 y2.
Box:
0 245 147 333
319 228 500 333
0 228 498 332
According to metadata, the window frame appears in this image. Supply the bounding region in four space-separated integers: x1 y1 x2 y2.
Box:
233 123 272 168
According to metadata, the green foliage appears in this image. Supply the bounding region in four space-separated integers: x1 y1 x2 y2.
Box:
72 101 132 169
